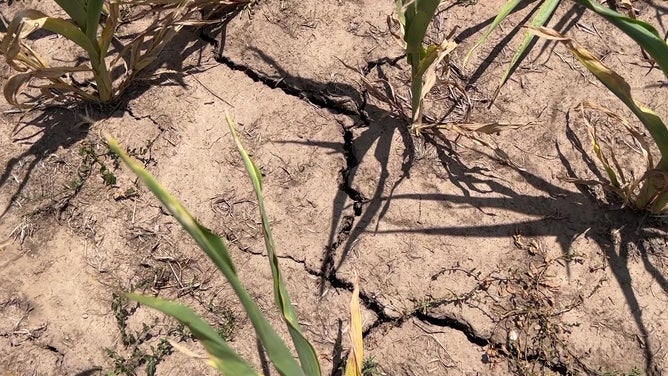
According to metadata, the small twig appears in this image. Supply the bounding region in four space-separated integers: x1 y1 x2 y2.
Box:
191 74 233 106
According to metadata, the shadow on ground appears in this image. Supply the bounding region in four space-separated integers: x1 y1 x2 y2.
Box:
249 44 666 375
462 2 585 89
0 20 218 218
2 3 666 374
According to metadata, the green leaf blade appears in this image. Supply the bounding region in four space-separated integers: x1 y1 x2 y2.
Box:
492 0 561 102
403 0 442 49
84 0 104 49
226 114 322 376
571 0 668 77
5 10 98 59
106 136 307 376
53 0 87 28
463 0 524 67
127 294 259 376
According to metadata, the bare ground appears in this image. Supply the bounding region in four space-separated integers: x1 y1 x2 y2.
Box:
1 1 668 375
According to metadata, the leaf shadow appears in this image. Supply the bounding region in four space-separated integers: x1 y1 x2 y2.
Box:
464 2 585 90
246 47 667 374
0 24 216 219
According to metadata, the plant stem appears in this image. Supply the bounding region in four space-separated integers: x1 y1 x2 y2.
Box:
409 48 422 125
94 60 113 102
636 157 668 212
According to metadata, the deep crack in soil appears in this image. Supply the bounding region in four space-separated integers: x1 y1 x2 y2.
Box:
203 30 582 374
0 1 668 375
237 239 576 375
214 54 362 118
206 33 369 240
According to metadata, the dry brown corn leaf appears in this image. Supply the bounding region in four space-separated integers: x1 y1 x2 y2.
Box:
4 66 94 108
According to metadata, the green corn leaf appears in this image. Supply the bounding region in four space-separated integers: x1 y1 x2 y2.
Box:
396 0 443 125
529 27 668 165
227 113 322 376
492 0 561 103
80 0 110 100
402 0 442 50
570 0 668 77
0 9 113 101
415 44 440 78
84 0 104 48
463 0 524 67
54 0 87 29
531 27 668 212
106 136 307 376
90 1 117 101
127 294 259 376
0 9 113 102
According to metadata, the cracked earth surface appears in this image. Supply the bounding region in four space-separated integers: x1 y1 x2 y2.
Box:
1 1 668 375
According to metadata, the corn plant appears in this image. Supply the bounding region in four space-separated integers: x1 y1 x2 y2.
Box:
528 5 668 212
1 1 117 105
390 1 524 141
393 0 457 129
463 0 668 212
106 113 364 375
0 1 247 108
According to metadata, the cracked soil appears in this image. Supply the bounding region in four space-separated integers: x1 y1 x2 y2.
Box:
1 1 668 375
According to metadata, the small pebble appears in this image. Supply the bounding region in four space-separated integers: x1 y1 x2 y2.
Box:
509 330 518 341
82 313 89 319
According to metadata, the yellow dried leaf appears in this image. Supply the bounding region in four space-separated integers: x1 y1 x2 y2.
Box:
345 274 363 376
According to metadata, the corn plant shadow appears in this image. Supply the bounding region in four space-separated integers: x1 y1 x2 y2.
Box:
646 0 668 33
238 48 417 300
248 47 667 374
330 319 345 376
556 129 668 376
0 108 91 218
0 25 214 219
453 0 535 43
371 126 666 375
391 131 666 376
463 2 584 89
